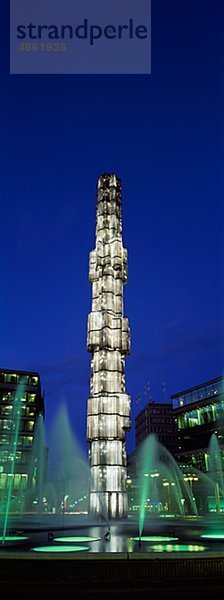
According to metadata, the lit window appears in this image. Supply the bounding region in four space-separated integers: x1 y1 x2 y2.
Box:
27 421 34 432
29 376 39 386
28 393 36 403
4 373 18 384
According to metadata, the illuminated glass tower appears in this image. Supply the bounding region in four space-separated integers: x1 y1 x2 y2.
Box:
87 173 131 519
0 368 45 507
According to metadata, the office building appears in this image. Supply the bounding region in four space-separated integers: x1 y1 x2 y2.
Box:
172 375 224 470
135 401 177 454
0 368 45 507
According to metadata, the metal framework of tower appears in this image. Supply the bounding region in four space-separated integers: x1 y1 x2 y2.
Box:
87 173 131 519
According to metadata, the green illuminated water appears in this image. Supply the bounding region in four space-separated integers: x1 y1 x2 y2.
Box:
2 381 24 545
47 404 90 514
208 434 224 512
186 433 224 513
138 434 198 539
32 545 90 552
30 414 45 514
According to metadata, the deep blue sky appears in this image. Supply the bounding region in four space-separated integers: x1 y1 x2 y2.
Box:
0 0 223 457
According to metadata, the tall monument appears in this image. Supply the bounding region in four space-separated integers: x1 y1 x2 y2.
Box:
87 173 131 519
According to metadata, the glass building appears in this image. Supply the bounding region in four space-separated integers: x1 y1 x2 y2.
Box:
127 376 224 514
87 174 131 519
0 368 45 509
172 375 224 470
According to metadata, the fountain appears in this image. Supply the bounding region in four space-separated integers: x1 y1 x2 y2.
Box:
46 403 90 515
1 398 224 598
1 379 28 545
28 413 46 514
0 397 91 550
207 433 224 511
137 434 198 541
189 433 224 541
179 433 224 517
0 392 224 559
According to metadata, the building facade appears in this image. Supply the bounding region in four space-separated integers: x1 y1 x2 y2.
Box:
135 402 177 454
128 376 224 514
172 375 224 470
86 173 131 519
0 368 45 509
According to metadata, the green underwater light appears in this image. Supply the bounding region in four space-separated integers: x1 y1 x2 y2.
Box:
131 536 178 542
150 544 207 552
32 545 90 553
54 536 100 542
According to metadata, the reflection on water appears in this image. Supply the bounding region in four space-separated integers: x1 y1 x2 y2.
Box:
0 515 224 554
131 536 178 542
54 536 101 542
150 544 208 553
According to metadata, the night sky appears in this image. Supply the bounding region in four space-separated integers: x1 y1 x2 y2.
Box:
1 0 223 458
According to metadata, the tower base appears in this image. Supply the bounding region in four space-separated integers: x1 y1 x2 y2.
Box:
90 491 128 520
